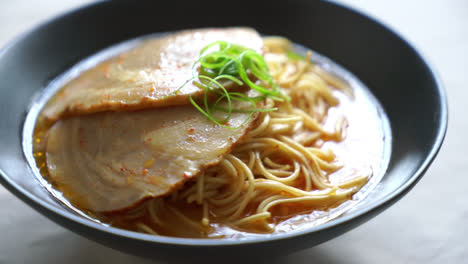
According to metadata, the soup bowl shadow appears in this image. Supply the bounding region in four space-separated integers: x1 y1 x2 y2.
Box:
0 0 447 261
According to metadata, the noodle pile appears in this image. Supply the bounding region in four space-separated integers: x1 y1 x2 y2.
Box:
104 37 370 237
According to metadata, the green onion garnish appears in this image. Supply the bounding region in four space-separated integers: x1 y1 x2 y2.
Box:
177 41 289 129
286 50 305 61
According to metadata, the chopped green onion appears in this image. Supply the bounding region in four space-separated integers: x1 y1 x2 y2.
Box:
178 41 289 128
286 50 305 61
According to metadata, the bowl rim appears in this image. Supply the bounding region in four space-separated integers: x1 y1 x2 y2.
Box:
0 0 448 247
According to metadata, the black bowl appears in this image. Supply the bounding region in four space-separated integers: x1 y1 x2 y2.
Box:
0 0 447 261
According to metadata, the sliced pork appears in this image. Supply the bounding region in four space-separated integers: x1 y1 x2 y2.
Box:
42 28 262 121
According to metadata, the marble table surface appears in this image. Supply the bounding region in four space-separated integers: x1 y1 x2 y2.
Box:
0 0 466 263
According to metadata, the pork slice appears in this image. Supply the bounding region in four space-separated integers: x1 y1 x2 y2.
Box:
45 100 257 212
42 27 263 121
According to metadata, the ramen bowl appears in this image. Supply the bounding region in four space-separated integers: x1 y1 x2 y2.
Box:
0 0 447 261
